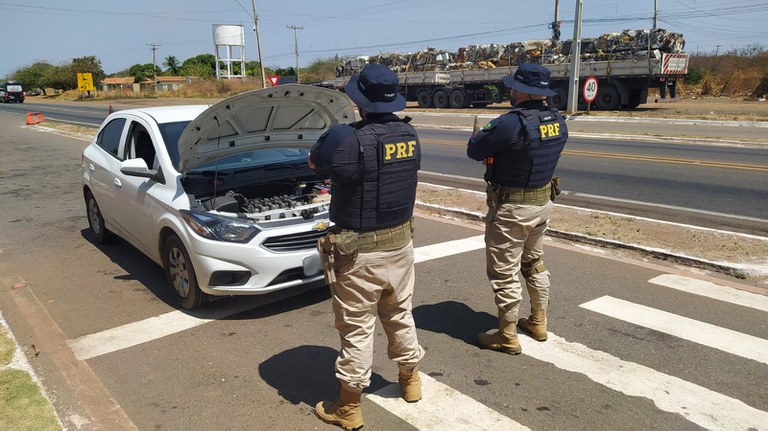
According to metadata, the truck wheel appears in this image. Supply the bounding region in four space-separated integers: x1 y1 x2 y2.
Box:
551 87 568 110
449 89 467 108
432 90 449 109
595 85 620 110
416 90 432 108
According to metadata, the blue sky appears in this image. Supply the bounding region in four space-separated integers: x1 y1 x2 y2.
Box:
2 0 767 77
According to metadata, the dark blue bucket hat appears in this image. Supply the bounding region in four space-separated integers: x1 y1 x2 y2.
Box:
502 63 556 97
345 64 406 113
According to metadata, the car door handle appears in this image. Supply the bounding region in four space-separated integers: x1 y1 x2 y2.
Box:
113 178 122 188
89 164 95 172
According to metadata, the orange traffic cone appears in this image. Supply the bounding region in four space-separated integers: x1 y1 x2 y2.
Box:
26 112 44 125
108 104 114 114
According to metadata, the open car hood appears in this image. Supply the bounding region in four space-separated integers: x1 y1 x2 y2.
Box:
177 84 356 172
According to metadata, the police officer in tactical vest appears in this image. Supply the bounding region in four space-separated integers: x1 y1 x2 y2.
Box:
309 63 425 430
467 63 568 355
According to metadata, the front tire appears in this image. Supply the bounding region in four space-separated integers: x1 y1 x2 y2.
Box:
164 234 208 310
85 191 113 244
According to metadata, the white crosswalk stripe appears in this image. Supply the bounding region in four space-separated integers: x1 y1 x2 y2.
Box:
580 295 768 365
369 373 531 431
517 332 768 430
649 274 768 312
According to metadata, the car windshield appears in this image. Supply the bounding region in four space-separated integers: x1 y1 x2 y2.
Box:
158 121 310 173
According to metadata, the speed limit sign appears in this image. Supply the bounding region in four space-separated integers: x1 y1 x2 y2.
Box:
583 76 599 103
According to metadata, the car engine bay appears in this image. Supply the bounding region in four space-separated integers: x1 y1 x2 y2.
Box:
189 179 331 223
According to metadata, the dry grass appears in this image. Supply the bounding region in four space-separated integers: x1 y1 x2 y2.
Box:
689 52 768 98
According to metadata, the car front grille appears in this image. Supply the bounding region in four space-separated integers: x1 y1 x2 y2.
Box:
262 228 328 252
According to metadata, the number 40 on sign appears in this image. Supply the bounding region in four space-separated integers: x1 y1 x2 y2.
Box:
582 76 598 106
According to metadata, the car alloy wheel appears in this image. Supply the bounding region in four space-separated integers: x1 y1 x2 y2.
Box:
85 191 113 244
168 246 190 298
163 234 207 309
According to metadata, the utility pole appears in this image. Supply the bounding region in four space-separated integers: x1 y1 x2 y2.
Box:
566 0 583 114
251 0 267 88
148 43 161 91
715 45 721 56
653 0 659 30
286 25 303 83
554 0 561 40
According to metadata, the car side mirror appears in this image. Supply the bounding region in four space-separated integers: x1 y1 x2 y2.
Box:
120 158 165 184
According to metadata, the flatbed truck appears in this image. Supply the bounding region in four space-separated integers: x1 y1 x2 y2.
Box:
333 52 689 110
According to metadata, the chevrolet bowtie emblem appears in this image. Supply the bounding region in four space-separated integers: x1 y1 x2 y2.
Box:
312 221 331 231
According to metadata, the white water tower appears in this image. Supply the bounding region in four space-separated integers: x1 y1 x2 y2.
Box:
213 24 246 79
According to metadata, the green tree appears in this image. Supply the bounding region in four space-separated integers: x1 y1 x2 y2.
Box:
163 55 181 75
40 64 75 91
184 63 215 79
301 57 341 83
128 63 161 82
274 66 296 76
181 54 216 77
71 56 105 87
12 62 56 94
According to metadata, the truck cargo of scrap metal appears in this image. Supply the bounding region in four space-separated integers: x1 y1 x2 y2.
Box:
333 28 689 110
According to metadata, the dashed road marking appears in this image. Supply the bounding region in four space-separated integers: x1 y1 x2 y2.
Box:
580 295 768 365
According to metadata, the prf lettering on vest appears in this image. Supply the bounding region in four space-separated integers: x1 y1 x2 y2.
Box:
538 122 561 140
383 140 417 163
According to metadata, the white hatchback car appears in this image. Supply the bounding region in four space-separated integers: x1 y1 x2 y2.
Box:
82 84 355 309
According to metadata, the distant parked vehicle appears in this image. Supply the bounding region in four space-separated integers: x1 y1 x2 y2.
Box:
1 81 25 103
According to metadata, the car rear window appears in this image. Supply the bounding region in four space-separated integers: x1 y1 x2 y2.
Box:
6 85 22 92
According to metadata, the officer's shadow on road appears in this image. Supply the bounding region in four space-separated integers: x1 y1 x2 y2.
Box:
414 301 497 345
259 346 390 407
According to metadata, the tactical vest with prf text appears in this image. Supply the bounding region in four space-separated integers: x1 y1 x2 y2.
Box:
331 117 420 231
486 107 567 188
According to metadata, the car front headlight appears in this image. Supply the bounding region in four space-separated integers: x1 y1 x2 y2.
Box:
179 210 260 243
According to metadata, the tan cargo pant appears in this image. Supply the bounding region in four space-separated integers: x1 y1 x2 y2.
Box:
485 200 553 322
329 240 425 392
